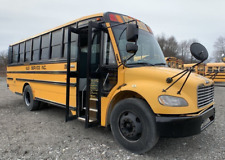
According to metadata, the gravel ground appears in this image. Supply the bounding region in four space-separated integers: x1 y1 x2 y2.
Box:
0 77 224 160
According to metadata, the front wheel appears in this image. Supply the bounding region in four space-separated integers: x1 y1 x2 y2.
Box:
110 98 159 154
23 85 39 111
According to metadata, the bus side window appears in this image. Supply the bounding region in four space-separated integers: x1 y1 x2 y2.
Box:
8 46 13 64
103 33 116 65
51 29 63 59
25 40 31 62
220 67 225 72
32 37 40 61
19 42 25 63
41 33 50 60
208 67 212 73
215 67 219 72
12 45 19 63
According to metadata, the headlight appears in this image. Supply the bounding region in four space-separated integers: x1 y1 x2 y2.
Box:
158 95 188 107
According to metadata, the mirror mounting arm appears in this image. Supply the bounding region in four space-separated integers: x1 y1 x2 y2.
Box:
191 59 204 68
177 70 192 94
164 43 209 94
162 69 190 92
163 59 204 92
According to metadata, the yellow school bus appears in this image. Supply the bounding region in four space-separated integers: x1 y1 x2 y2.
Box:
197 63 206 76
183 63 198 73
184 63 206 76
7 12 215 153
205 63 225 82
165 57 183 69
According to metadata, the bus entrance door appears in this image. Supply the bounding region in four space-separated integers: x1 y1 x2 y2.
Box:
83 21 102 127
66 22 102 127
65 27 80 122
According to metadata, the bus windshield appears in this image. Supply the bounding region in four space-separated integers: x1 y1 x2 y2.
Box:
112 24 166 66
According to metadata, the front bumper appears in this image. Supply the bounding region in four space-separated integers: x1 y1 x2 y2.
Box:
156 106 215 137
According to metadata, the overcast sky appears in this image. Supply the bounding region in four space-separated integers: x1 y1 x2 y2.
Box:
1 0 225 57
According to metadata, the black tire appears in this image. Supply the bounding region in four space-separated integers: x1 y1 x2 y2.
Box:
23 85 39 111
110 98 159 154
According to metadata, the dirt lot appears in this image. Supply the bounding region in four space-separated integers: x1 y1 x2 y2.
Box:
0 77 224 160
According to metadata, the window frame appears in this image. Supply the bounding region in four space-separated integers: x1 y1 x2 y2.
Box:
12 44 19 63
51 29 63 59
8 18 103 66
31 37 41 62
19 42 25 63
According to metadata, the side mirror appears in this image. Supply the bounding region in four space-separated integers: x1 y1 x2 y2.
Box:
126 24 138 42
190 43 208 61
222 54 225 63
126 43 138 54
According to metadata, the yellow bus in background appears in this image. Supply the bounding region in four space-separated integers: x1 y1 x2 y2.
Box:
165 57 183 69
197 63 206 76
205 63 225 82
183 63 205 76
183 63 197 73
7 12 215 153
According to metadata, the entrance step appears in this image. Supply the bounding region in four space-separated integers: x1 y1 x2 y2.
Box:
83 107 98 112
78 116 96 122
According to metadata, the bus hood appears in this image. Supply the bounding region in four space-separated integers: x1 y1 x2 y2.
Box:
124 66 213 94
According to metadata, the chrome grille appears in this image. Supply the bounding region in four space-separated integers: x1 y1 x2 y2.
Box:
197 85 214 108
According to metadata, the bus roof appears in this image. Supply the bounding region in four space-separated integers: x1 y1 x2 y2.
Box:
183 63 196 67
10 12 152 47
206 63 225 67
10 13 104 46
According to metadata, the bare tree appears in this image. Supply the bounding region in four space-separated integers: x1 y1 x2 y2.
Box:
213 36 225 62
178 39 199 63
157 34 200 63
156 34 179 57
178 40 190 63
0 50 8 77
0 51 8 66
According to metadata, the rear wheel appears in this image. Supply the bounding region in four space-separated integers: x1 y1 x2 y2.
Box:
110 98 159 154
23 85 39 111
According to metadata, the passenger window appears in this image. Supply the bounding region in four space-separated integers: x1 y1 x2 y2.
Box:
51 29 63 59
8 47 13 64
41 33 50 60
103 33 116 65
215 67 219 72
13 45 19 63
19 43 25 62
208 67 212 73
32 37 40 61
25 40 31 62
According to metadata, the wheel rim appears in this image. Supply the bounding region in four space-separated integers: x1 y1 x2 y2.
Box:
119 111 142 141
25 91 31 106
